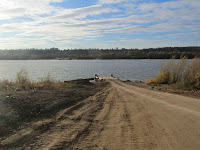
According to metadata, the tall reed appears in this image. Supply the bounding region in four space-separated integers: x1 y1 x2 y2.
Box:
183 57 200 88
147 57 200 89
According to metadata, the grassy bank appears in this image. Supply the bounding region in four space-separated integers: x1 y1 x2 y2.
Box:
146 57 200 90
0 69 107 140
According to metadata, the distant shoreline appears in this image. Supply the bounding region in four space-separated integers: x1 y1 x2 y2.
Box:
0 58 197 60
0 47 199 60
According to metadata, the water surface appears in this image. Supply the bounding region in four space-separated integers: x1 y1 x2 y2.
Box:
0 59 184 81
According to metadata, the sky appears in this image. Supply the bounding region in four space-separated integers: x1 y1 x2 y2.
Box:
0 0 200 49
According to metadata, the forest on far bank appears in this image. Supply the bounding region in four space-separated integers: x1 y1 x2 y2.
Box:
0 47 200 60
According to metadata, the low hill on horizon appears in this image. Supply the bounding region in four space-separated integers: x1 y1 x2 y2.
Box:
0 46 199 60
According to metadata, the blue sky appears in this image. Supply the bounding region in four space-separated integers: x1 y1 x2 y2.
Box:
0 0 200 49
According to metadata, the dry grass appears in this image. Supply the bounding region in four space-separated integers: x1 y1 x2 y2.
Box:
147 57 200 89
15 68 30 86
0 69 71 91
183 58 200 89
149 58 176 84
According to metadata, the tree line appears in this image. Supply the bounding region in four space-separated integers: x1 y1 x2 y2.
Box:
0 47 199 60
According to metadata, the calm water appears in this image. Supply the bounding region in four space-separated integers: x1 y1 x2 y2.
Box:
0 59 186 82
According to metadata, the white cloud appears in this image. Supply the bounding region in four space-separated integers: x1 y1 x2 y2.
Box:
166 32 200 37
0 8 26 19
98 0 128 4
106 41 117 42
45 5 119 22
85 39 96 41
0 0 62 20
135 0 200 22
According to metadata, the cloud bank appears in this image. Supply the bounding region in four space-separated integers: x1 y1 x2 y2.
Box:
0 0 199 49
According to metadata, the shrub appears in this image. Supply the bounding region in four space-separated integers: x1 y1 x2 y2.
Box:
195 72 200 87
39 73 55 86
31 73 64 89
0 70 69 91
38 74 66 89
0 80 14 90
183 58 200 88
15 68 31 87
145 79 154 84
153 58 175 84
150 57 200 89
171 56 187 84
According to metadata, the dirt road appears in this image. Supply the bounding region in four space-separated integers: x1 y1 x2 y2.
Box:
1 79 200 150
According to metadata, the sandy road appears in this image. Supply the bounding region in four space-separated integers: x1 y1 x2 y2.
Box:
1 79 200 150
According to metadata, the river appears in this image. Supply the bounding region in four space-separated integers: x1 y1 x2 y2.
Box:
0 59 187 81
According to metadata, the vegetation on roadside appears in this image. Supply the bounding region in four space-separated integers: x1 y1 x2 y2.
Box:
0 68 76 91
146 57 200 89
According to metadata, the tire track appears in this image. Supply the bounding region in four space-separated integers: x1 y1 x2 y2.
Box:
1 85 110 150
40 86 111 150
3 79 200 150
70 88 117 150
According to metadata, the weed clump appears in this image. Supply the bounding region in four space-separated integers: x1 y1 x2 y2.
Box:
147 57 200 89
38 73 56 88
183 58 200 89
15 68 31 87
0 69 67 91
